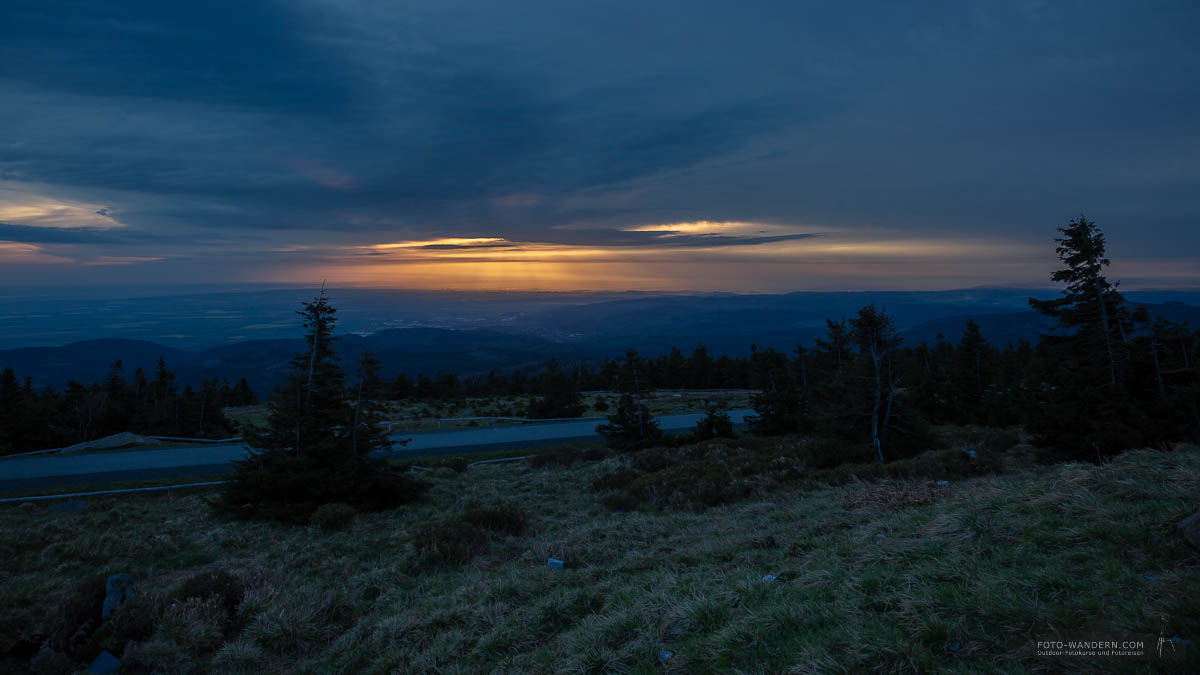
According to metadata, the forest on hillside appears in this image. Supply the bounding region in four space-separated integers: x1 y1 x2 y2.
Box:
0 361 255 454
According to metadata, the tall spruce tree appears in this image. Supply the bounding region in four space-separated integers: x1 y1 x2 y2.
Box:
214 292 426 522
951 319 995 424
1027 215 1148 457
1030 215 1132 389
526 358 585 419
350 349 393 457
851 305 903 461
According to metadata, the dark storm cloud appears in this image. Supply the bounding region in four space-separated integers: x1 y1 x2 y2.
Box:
0 1 357 113
1 0 1198 282
0 222 161 245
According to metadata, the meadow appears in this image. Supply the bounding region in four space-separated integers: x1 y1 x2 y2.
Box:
1 431 1197 673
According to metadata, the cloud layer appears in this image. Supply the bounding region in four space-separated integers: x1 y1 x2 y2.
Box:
1 0 1198 289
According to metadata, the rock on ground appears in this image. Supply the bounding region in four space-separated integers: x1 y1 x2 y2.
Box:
102 574 132 619
1180 510 1200 550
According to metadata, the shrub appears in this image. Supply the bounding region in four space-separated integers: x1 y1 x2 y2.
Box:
693 407 736 441
157 597 227 654
528 448 578 467
596 394 663 450
592 399 610 412
801 437 875 469
602 493 640 512
591 469 640 491
461 502 527 536
628 459 753 510
214 450 430 523
431 457 471 473
169 568 246 635
84 594 158 657
579 446 612 461
936 426 1021 455
46 574 107 655
411 518 489 568
812 445 1000 485
311 503 356 532
630 448 674 473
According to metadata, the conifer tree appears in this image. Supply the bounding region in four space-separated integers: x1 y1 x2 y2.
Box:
350 349 392 456
1030 215 1132 389
851 305 903 461
214 292 426 522
951 319 994 423
693 404 735 441
526 359 585 419
597 393 662 450
1027 215 1147 456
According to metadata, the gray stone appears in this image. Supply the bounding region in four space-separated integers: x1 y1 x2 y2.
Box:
547 558 564 571
88 649 120 673
1179 510 1200 550
101 574 132 619
47 500 86 515
761 574 777 582
657 649 674 662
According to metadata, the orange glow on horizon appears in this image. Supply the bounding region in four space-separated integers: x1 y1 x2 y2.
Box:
369 237 507 250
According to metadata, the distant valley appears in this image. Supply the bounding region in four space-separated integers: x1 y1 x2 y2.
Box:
3 287 1198 393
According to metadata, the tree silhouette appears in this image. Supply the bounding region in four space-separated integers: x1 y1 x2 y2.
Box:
214 292 426 522
1030 215 1132 389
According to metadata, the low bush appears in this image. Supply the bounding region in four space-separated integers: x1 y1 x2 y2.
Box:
692 407 736 441
433 457 471 473
630 448 673 473
311 503 356 532
213 452 430 524
591 469 640 491
83 594 158 658
461 502 527 536
601 493 640 512
579 446 611 461
411 518 489 568
802 436 875 469
591 430 1013 512
811 445 1000 485
628 459 754 509
936 426 1021 455
46 574 107 655
527 448 578 468
168 568 246 636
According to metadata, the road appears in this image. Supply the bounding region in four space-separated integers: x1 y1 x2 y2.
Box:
0 409 757 491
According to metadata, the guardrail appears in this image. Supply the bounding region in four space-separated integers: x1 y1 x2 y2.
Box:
435 416 605 429
0 481 227 503
151 435 243 444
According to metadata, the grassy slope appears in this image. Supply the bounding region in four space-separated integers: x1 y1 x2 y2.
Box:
1 444 1198 673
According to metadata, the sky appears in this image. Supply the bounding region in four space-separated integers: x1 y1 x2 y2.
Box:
1 0 1198 292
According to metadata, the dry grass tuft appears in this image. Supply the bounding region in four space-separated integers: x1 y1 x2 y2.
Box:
842 480 951 511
